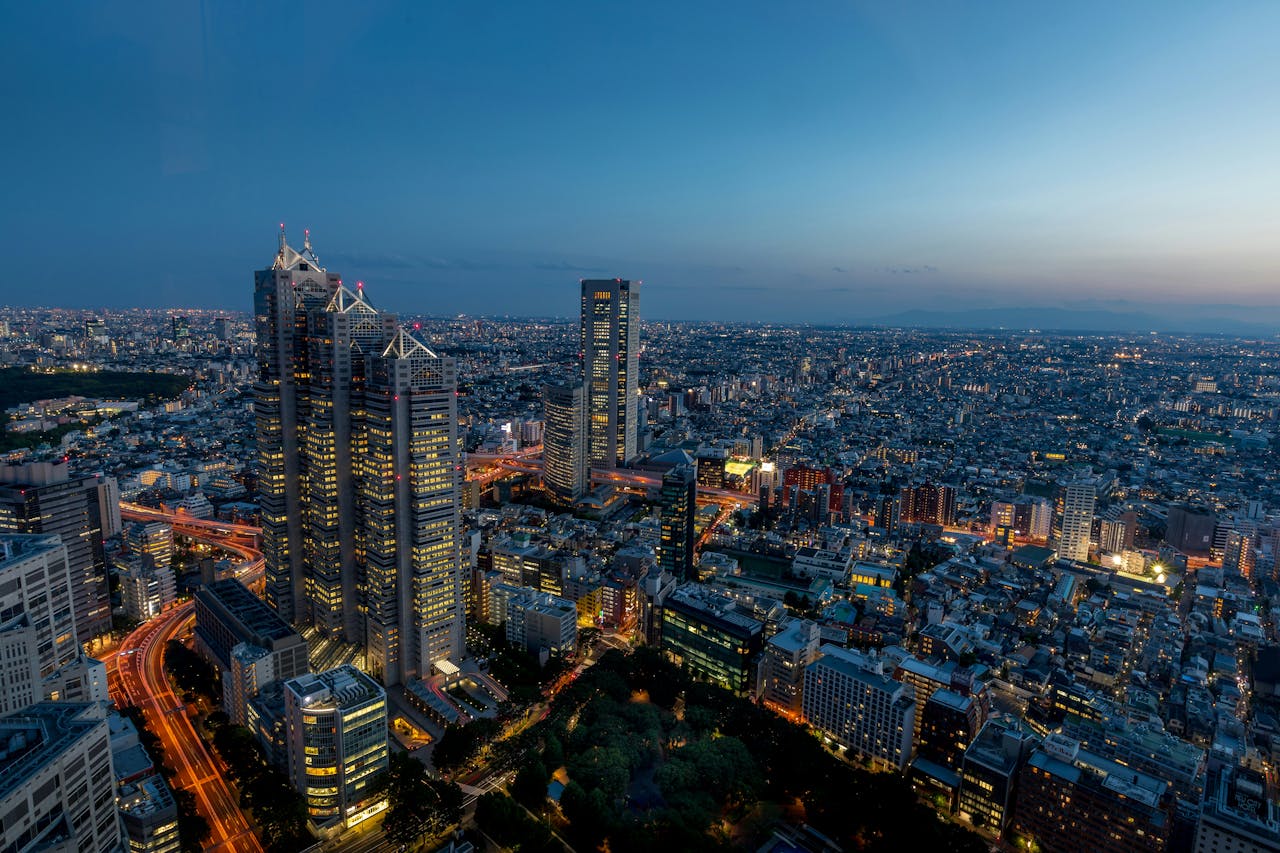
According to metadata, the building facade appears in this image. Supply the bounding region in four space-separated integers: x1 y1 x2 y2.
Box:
253 230 465 685
803 644 915 771
658 464 697 580
580 278 639 467
0 702 122 853
1058 482 1096 562
0 462 114 640
542 382 589 503
283 665 389 831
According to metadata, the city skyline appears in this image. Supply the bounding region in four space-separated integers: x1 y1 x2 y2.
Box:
3 3 1279 326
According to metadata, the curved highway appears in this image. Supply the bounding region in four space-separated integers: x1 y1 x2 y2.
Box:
110 502 266 852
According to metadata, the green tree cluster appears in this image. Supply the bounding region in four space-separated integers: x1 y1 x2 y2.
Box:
541 647 986 853
376 752 464 846
205 718 311 852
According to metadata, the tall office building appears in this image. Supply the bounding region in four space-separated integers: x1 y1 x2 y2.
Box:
283 665 389 831
580 278 639 467
658 464 697 580
361 328 466 684
542 382 589 503
1058 482 1096 562
0 462 114 640
253 229 464 685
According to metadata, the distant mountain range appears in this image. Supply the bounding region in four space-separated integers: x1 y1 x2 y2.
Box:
866 307 1279 336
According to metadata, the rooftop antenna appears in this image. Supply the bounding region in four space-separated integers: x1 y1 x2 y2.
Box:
303 228 313 253
278 222 287 252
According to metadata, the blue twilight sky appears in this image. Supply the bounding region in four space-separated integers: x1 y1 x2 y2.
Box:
2 1 1279 325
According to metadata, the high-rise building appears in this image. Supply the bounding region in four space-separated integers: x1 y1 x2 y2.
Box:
118 556 176 622
580 278 639 467
542 382 589 503
0 702 122 853
958 720 1036 838
1058 482 1095 562
658 464 697 580
170 315 190 342
1223 530 1257 580
283 665 389 831
758 618 821 714
0 535 82 681
193 578 311 700
0 462 114 640
253 229 464 685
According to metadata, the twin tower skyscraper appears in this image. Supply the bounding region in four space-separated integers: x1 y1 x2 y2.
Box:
253 228 463 686
254 229 640 686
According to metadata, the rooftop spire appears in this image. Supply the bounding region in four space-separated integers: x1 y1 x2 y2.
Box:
278 222 286 253
303 228 312 253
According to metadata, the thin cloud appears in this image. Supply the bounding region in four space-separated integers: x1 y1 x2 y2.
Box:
535 260 609 272
881 264 938 275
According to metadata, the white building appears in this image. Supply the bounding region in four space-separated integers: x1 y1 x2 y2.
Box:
0 702 122 853
224 642 275 727
758 618 821 713
119 556 177 621
505 590 577 656
802 644 915 771
791 547 853 581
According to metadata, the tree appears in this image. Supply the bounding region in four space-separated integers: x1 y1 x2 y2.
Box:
172 788 210 853
511 759 550 810
379 752 455 846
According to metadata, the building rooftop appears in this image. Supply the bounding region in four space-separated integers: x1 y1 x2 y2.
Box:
0 702 102 801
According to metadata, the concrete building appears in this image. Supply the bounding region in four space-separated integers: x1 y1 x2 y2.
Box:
803 644 915 772
283 665 389 831
580 278 639 467
118 556 176 621
958 720 1036 838
0 702 122 853
193 578 310 686
1012 733 1173 853
758 618 822 714
504 591 577 657
542 382 589 503
1193 764 1280 853
117 774 180 853
0 535 81 679
224 642 276 727
0 462 115 640
124 520 173 570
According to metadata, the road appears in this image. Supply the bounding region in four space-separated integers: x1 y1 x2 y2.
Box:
113 602 263 851
111 502 267 852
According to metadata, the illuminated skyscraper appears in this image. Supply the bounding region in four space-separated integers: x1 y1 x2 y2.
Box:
1058 482 1095 562
541 382 589 503
254 228 464 685
579 278 639 467
658 464 697 580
